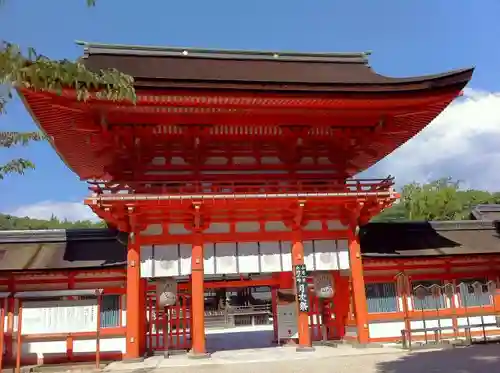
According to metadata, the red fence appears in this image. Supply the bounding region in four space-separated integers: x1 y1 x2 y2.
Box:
146 293 192 353
309 293 337 341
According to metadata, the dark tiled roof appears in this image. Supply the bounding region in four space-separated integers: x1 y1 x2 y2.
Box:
470 204 500 221
0 219 499 271
360 220 500 257
0 229 125 271
78 41 473 93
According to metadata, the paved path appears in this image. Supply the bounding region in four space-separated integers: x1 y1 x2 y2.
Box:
106 344 500 373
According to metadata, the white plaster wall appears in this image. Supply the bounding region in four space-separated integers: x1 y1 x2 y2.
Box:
140 240 350 277
13 337 126 357
73 337 126 353
11 299 126 358
409 318 454 336
369 321 406 339
369 315 500 341
458 315 500 332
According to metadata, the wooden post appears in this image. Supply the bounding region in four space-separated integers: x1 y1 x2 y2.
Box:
291 232 313 351
396 271 411 337
189 233 208 357
347 225 369 344
0 299 5 371
6 280 15 365
96 291 102 369
15 301 22 373
271 287 278 343
125 232 143 361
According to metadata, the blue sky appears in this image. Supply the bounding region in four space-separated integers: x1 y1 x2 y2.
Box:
1 0 500 221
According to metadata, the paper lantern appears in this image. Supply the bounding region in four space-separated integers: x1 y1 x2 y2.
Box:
156 278 178 307
312 272 335 298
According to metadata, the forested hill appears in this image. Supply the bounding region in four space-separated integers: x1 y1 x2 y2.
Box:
0 213 106 230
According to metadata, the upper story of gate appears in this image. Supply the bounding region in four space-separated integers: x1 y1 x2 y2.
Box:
18 42 473 191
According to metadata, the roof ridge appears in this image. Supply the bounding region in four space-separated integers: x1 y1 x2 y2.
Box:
365 220 496 231
0 228 118 243
75 40 371 63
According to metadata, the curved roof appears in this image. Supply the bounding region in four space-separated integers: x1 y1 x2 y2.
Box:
18 42 474 180
79 41 473 93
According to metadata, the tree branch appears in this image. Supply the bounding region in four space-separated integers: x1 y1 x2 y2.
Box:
0 0 136 179
0 131 45 147
0 158 35 179
0 41 136 102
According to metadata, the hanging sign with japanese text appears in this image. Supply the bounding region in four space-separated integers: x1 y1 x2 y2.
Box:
294 264 310 313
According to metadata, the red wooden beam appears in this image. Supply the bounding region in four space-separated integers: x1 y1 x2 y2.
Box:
137 229 348 245
32 87 461 111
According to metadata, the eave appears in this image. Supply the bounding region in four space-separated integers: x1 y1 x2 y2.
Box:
17 42 474 180
78 41 474 95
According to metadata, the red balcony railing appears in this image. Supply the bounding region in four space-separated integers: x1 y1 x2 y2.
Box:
88 176 395 198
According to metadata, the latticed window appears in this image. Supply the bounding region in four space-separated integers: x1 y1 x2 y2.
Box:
79 294 121 328
365 283 398 313
101 295 121 328
412 280 446 310
457 279 492 307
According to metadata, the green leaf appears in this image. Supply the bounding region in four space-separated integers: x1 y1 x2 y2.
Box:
0 158 35 179
0 0 136 181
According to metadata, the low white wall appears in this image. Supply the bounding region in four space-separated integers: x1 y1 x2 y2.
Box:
13 337 126 357
11 297 126 359
369 315 500 341
369 321 405 339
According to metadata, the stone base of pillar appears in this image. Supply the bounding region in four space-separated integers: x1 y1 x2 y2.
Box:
121 356 145 363
344 340 384 349
296 346 315 352
153 350 170 358
188 351 211 359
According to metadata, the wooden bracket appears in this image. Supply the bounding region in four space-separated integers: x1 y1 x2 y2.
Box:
193 202 202 232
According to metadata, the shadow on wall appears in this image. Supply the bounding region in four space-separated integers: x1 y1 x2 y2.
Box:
376 345 500 373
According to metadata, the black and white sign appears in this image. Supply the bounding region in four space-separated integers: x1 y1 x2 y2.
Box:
294 264 309 313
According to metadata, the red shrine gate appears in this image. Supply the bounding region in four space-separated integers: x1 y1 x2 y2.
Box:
18 42 472 359
86 179 396 354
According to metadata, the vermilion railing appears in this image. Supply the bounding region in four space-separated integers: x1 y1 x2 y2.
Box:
88 177 395 196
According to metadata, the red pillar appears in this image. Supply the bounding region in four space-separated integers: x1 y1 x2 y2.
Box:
291 232 313 351
347 225 369 344
125 232 144 360
138 278 147 354
190 234 208 357
332 273 349 339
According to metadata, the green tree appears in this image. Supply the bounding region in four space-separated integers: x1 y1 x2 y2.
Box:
0 213 106 230
0 0 135 179
373 178 499 222
371 202 405 222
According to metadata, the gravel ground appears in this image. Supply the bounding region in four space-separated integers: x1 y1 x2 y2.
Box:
153 344 500 373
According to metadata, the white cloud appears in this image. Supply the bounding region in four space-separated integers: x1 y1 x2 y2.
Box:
363 88 500 190
8 201 100 222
